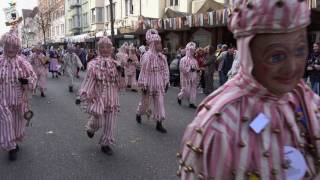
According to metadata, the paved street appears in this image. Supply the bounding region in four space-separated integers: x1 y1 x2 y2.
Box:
0 73 209 180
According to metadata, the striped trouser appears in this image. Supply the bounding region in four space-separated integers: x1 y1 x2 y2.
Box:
136 92 165 121
178 82 197 104
86 111 117 146
0 105 26 151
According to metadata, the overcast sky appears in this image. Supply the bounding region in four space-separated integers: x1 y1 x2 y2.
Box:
0 0 38 36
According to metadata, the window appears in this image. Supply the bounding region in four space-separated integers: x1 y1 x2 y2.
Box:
125 0 133 16
82 13 88 27
91 8 95 23
68 19 72 29
51 26 55 36
56 26 59 35
170 0 178 6
61 24 64 34
73 15 80 28
105 3 115 21
96 7 104 23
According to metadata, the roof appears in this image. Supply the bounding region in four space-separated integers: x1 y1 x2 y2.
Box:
196 0 225 13
22 7 38 18
163 8 189 18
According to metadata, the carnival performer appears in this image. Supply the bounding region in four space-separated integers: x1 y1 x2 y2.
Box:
0 28 37 161
76 36 124 155
115 42 129 73
124 44 139 91
29 44 48 97
178 0 320 179
136 29 169 133
49 50 60 78
177 42 199 109
62 43 83 92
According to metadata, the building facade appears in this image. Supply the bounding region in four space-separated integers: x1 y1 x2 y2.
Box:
21 7 39 47
49 0 66 44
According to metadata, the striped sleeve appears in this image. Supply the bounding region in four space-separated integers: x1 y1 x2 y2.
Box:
20 58 37 90
138 53 148 88
179 101 240 180
78 62 96 101
162 55 170 85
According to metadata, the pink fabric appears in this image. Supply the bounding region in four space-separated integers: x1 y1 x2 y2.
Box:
178 42 198 104
0 55 37 151
78 56 124 116
124 47 138 88
86 111 117 146
228 0 310 39
30 53 47 91
179 1 317 179
138 52 169 94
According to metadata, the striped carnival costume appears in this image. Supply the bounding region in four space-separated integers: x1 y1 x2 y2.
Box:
178 0 320 179
136 29 170 133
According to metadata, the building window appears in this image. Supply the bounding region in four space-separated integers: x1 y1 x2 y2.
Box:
68 19 72 29
56 26 59 35
51 26 55 36
91 8 96 23
170 0 178 6
61 24 64 34
83 13 88 27
105 3 115 21
96 7 104 23
125 0 133 16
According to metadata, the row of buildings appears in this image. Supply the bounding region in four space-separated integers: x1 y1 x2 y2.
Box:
20 0 320 56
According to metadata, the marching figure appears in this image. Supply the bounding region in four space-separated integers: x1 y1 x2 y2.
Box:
136 29 170 133
178 0 320 179
115 42 129 71
177 42 198 109
62 43 83 92
124 44 139 91
76 36 124 155
0 28 37 161
29 45 48 97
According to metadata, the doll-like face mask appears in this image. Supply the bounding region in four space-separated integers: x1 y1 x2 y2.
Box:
251 28 308 96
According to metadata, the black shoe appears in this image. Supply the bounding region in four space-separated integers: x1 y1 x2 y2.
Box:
8 146 19 161
177 98 181 105
69 86 73 92
136 114 142 124
101 145 113 155
41 92 45 97
86 131 94 138
189 104 197 109
127 85 131 89
156 121 167 133
56 75 59 79
131 89 137 92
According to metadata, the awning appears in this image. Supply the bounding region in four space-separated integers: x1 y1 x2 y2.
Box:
64 33 90 43
163 8 189 18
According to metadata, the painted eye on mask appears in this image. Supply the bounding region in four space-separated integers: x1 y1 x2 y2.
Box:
270 53 286 64
294 47 306 57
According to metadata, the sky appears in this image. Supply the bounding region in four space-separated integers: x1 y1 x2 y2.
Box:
0 0 38 36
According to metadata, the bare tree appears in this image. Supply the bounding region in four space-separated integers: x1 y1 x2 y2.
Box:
35 7 52 47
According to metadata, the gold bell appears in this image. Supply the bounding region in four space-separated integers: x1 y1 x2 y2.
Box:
195 127 203 134
176 170 181 177
214 112 222 117
186 141 193 148
263 151 270 158
176 152 182 158
198 173 205 179
272 128 280 134
239 141 246 147
241 117 249 123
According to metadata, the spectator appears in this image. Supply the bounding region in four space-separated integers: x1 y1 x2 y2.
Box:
203 45 216 94
306 42 320 95
218 46 236 85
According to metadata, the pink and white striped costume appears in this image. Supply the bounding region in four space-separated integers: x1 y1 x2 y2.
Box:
78 36 124 146
116 42 129 66
137 29 170 121
178 42 199 104
178 0 320 179
29 51 47 92
0 29 37 151
124 44 139 88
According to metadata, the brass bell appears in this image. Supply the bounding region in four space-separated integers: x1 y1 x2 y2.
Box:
176 152 182 158
195 127 203 134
